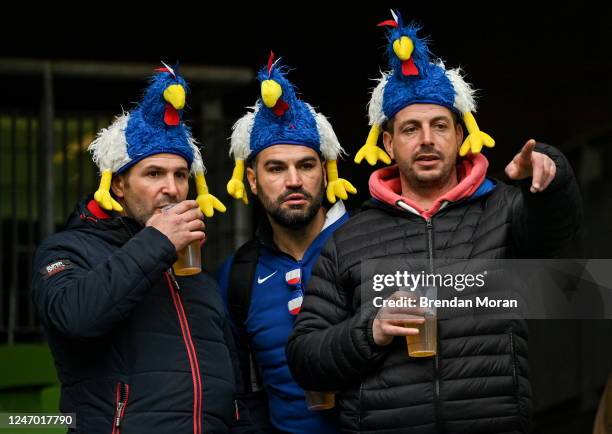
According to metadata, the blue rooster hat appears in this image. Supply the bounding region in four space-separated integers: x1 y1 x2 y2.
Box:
227 52 356 205
120 65 194 173
232 53 332 161
87 62 226 217
378 14 459 119
89 62 198 174
355 10 495 165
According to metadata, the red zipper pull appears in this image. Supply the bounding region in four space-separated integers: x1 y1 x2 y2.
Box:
115 401 124 427
113 382 129 433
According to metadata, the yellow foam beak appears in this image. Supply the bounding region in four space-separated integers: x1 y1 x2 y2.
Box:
393 36 414 61
261 80 282 108
163 84 186 110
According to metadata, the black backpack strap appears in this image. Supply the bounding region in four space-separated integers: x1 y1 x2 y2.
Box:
228 239 260 328
228 239 263 393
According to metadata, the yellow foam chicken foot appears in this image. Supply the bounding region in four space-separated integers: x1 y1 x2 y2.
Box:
459 112 495 157
354 124 391 166
326 160 357 204
226 159 248 205
195 172 226 218
93 170 123 212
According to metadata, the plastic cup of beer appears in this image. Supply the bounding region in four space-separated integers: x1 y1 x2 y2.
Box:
305 391 335 411
173 239 201 276
161 204 202 276
404 285 437 357
406 313 437 357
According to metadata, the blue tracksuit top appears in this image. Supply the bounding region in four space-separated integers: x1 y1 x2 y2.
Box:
217 201 348 433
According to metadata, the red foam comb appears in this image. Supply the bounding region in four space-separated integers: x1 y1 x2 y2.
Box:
155 61 176 78
377 20 398 27
267 51 275 75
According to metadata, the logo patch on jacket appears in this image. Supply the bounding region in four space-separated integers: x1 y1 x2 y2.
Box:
285 269 301 285
288 289 304 315
40 259 73 279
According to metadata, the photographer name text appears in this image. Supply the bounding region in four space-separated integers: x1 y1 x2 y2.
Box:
373 296 518 309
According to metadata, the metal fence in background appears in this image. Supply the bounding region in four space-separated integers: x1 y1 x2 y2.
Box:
0 110 118 343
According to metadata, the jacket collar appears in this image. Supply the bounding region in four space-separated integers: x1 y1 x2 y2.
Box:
368 153 489 219
63 195 144 244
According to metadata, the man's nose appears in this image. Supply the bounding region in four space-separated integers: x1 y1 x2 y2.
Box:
162 174 179 197
421 126 434 145
285 166 302 188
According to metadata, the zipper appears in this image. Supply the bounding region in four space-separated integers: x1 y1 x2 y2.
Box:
508 328 518 387
165 271 203 434
357 381 364 431
111 382 130 434
433 354 443 433
508 327 521 418
425 218 445 433
425 219 434 274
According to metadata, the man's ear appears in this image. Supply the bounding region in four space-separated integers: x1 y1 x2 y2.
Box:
455 121 464 152
382 131 395 160
111 174 126 199
246 167 257 195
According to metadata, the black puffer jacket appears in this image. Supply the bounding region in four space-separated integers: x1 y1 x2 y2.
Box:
287 144 582 433
32 197 247 434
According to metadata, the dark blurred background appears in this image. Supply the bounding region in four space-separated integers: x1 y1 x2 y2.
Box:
0 2 611 432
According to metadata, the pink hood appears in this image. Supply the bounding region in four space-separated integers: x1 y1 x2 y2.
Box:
369 153 489 219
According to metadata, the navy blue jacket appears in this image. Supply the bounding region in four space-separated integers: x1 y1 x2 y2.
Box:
32 197 247 434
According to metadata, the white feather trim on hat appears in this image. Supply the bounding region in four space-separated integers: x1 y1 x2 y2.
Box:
189 136 206 175
308 104 345 161
88 112 131 173
368 72 389 126
443 63 477 114
229 105 258 160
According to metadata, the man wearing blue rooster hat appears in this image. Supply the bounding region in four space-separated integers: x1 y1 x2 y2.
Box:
32 64 252 434
217 53 351 433
88 62 225 218
287 10 583 433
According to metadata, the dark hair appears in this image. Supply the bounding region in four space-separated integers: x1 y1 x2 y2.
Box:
382 117 395 135
246 154 258 169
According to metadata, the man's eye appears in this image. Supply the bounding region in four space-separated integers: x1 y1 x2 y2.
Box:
176 172 187 179
403 127 417 134
301 163 315 170
269 166 283 173
148 171 159 177
434 123 448 130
